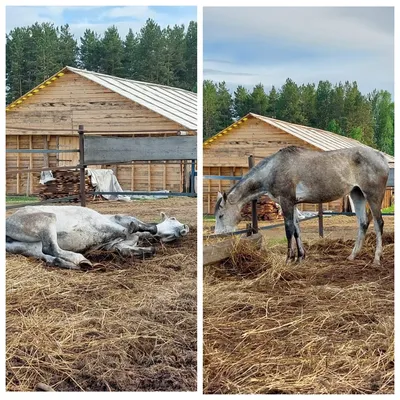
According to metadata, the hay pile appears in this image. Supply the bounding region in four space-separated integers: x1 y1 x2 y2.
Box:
6 228 197 392
204 233 394 394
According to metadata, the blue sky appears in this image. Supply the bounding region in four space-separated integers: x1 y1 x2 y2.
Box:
6 6 197 40
204 7 394 97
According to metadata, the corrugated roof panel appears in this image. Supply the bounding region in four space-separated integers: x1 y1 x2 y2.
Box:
67 66 197 130
250 113 394 164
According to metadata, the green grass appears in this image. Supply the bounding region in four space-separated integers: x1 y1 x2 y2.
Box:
203 215 215 221
382 204 394 214
6 195 39 204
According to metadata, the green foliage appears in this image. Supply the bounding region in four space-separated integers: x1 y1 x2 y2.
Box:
382 204 394 214
203 78 394 155
203 80 233 139
6 20 197 104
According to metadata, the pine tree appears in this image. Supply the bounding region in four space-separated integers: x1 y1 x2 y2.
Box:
216 81 233 131
123 29 139 79
184 21 197 92
100 26 124 76
203 80 219 139
57 24 78 67
233 85 250 118
315 80 332 129
266 86 278 117
249 83 268 115
136 19 164 83
79 29 102 71
163 24 186 86
276 78 304 124
299 83 316 126
373 91 394 155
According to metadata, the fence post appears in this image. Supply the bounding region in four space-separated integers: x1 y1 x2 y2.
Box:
248 154 258 234
190 159 196 195
78 125 86 207
318 203 324 238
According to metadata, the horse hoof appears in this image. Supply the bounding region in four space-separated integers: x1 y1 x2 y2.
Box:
79 260 93 270
347 255 355 261
373 259 381 266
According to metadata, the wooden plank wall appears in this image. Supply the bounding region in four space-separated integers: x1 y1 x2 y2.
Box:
6 135 58 195
6 70 194 195
6 71 186 135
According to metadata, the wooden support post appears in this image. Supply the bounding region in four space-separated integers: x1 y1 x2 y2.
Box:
318 203 324 238
248 155 258 234
16 135 20 194
190 159 196 194
29 135 33 195
148 161 151 191
131 162 135 191
78 125 86 207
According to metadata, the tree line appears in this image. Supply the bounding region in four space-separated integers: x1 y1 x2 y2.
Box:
204 78 394 156
6 19 197 104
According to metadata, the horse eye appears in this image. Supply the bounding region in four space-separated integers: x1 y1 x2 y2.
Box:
219 214 224 219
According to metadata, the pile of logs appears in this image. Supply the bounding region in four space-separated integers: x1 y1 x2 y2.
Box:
241 195 283 221
37 170 93 202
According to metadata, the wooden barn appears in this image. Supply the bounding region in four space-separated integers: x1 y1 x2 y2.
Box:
6 66 197 195
203 112 394 214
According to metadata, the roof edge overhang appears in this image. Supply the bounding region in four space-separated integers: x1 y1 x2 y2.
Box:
6 66 69 111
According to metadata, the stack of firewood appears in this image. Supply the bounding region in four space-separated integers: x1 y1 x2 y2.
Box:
241 195 283 221
37 170 93 201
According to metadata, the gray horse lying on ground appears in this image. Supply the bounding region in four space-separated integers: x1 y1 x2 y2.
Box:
6 206 189 270
214 146 389 265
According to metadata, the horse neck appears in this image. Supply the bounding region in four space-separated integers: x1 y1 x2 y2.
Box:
227 158 272 209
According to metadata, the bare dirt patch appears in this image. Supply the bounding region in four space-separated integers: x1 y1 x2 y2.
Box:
6 198 197 392
203 221 394 394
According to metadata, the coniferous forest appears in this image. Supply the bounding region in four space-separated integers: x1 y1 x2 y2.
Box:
203 79 394 156
6 19 197 105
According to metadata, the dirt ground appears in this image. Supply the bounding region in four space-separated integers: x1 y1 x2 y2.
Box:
203 216 394 394
6 197 197 392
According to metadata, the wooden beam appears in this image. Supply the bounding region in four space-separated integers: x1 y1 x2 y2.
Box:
131 162 135 191
84 136 197 164
16 135 20 194
148 161 151 191
203 233 263 266
29 135 33 194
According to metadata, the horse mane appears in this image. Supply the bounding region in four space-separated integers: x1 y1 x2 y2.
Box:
279 146 303 154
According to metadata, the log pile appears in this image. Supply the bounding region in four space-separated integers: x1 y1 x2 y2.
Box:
241 195 283 221
37 170 93 202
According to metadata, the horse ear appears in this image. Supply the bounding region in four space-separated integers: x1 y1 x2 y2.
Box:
160 212 167 221
223 192 227 202
217 192 223 201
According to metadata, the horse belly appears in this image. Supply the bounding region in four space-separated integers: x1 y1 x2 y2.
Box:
295 181 352 204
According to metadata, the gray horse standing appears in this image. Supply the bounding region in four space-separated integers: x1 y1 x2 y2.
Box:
214 146 389 265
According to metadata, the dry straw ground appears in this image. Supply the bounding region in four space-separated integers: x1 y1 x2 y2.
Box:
204 218 394 394
6 198 197 392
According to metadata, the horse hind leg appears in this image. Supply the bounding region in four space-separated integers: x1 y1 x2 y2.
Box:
347 187 371 262
6 240 81 270
363 191 385 266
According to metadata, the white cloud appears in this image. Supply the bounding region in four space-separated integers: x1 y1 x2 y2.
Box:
203 7 394 96
204 7 393 54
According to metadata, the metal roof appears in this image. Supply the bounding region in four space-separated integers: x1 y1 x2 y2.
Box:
6 66 197 131
204 112 394 165
67 67 197 130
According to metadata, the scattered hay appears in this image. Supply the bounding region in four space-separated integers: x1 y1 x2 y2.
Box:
204 232 394 394
6 226 197 392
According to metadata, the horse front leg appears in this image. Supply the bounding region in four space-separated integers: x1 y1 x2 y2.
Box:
294 208 306 262
281 202 296 263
